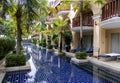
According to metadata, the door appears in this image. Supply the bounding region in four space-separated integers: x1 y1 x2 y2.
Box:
111 33 120 53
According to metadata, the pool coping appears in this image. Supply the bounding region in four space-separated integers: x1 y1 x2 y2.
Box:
53 49 120 74
88 57 120 74
0 61 31 83
70 56 120 74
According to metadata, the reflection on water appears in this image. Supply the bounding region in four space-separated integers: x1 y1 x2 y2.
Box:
3 44 120 83
24 44 120 83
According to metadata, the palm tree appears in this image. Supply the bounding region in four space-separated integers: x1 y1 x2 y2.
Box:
51 16 68 53
63 0 106 51
0 0 48 55
80 0 106 51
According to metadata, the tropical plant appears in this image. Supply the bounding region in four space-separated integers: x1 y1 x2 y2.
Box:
51 16 69 52
63 30 72 52
0 37 16 59
32 38 39 45
63 30 72 45
0 18 16 37
52 34 59 45
0 0 48 55
63 0 106 51
75 51 87 59
42 42 46 47
47 45 53 49
5 53 26 67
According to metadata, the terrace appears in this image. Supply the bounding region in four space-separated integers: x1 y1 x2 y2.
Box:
71 12 93 32
101 0 120 29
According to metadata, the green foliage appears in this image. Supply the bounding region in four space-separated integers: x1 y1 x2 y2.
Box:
52 34 58 44
63 30 72 45
41 38 46 43
47 45 53 49
39 38 46 47
0 18 16 37
75 51 87 59
51 16 69 31
39 42 42 46
1 0 48 55
0 37 16 59
42 42 46 47
83 1 91 10
5 53 26 67
47 36 51 42
95 0 106 6
32 38 40 44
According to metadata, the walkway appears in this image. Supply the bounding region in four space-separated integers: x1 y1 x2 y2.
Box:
88 57 120 73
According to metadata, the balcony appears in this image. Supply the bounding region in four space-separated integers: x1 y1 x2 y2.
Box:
57 3 70 15
71 13 93 32
101 0 120 29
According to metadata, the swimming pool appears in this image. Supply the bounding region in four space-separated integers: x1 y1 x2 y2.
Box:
2 44 120 83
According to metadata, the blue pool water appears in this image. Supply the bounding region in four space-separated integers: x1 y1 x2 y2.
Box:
2 44 120 83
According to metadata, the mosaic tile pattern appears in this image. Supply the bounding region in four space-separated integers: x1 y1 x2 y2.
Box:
2 44 120 83
2 70 30 83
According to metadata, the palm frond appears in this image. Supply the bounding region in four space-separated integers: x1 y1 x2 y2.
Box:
95 0 106 6
83 1 90 10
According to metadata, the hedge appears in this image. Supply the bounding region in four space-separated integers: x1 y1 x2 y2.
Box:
0 37 16 59
47 45 53 49
5 53 26 67
75 51 87 59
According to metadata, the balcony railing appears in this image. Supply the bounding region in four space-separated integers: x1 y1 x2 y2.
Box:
102 0 120 21
72 13 93 27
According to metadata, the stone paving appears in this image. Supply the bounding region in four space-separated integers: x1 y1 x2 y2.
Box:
54 49 120 74
88 57 120 73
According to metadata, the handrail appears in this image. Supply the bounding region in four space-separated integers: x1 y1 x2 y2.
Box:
72 13 93 27
102 0 120 21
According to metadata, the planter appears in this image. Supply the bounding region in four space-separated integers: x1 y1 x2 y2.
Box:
71 58 89 65
47 49 53 52
41 47 46 49
54 51 65 56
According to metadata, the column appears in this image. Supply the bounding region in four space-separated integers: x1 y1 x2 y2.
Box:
93 14 106 57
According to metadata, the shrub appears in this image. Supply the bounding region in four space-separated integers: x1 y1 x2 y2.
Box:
63 30 72 45
0 37 16 60
41 38 46 43
47 36 51 43
52 34 58 44
42 42 46 47
39 42 42 46
5 53 26 67
75 51 87 59
32 38 40 44
47 45 53 49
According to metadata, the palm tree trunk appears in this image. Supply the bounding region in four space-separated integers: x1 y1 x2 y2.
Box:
80 0 83 51
16 6 22 55
60 31 62 52
16 21 22 55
